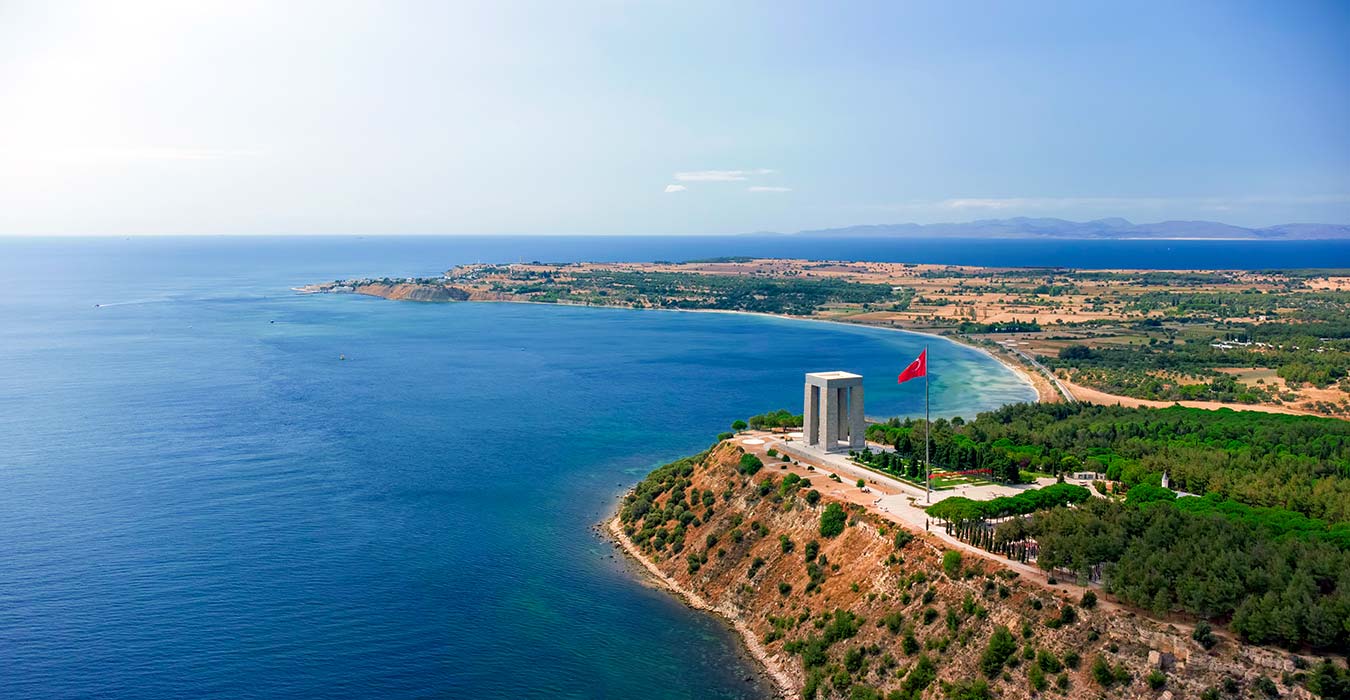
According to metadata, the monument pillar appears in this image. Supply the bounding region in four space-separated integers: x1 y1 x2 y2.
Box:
802 371 866 453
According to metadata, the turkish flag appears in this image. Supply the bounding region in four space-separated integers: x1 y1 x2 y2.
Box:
897 350 927 384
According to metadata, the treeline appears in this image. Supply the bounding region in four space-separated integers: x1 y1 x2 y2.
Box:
957 319 1042 334
1026 497 1350 651
926 483 1091 523
747 409 804 430
875 403 1350 524
863 423 1031 484
541 270 908 316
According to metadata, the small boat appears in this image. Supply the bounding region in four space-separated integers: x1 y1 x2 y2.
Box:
339 354 346 361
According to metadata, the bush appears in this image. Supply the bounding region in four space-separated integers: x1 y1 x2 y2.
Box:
942 550 963 578
778 582 791 596
820 503 847 538
1192 620 1219 650
944 678 992 700
738 453 764 475
856 478 866 488
1063 651 1080 669
717 431 734 441
979 626 1017 678
893 530 913 549
805 489 822 506
900 655 937 697
1080 590 1097 609
1147 670 1166 690
1028 664 1047 692
1090 656 1115 687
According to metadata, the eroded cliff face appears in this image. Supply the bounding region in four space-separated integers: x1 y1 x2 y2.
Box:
614 442 1315 700
355 283 469 302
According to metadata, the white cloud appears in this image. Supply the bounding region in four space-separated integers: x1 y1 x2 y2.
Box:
747 186 791 193
663 184 687 193
674 168 776 182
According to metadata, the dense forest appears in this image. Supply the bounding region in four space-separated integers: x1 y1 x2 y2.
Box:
867 403 1350 524
886 403 1350 650
1024 496 1350 651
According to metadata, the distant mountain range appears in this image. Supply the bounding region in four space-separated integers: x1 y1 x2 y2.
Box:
780 217 1350 240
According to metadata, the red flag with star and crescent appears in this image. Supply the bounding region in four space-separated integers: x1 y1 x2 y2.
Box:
897 349 927 384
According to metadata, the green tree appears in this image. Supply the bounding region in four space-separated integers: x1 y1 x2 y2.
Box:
820 503 847 538
942 550 962 578
979 626 1017 678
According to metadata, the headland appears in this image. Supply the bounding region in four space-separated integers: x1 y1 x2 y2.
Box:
299 258 1350 419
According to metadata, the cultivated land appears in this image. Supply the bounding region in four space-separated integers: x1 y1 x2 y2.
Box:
301 259 1350 418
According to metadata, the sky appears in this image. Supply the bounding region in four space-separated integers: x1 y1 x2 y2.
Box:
1 0 1348 235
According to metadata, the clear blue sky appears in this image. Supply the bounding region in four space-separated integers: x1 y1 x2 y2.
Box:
1 0 1347 235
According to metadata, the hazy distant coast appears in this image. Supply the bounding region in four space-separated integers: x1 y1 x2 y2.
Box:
777 217 1350 240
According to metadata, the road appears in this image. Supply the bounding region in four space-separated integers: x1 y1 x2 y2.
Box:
998 341 1076 403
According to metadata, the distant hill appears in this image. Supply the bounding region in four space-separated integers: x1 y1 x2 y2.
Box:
785 217 1350 239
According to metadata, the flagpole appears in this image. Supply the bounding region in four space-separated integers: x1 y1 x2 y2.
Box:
925 345 931 504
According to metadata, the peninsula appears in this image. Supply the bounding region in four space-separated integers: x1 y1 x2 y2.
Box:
299 259 1350 418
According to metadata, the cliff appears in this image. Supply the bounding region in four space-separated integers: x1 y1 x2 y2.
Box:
611 442 1318 700
354 283 469 302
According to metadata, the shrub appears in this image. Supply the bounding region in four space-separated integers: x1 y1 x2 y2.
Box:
1058 605 1077 626
805 489 822 506
738 453 764 475
819 503 847 537
1080 590 1097 609
901 655 937 697
942 550 963 578
979 626 1017 678
778 582 791 596
1090 655 1115 687
780 535 794 554
1063 651 1080 669
856 478 866 488
1192 620 1218 650
1147 670 1166 690
1028 664 1047 692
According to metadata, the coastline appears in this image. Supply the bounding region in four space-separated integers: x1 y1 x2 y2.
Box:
605 515 797 699
345 291 1049 405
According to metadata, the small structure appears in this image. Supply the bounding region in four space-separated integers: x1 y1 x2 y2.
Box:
803 371 865 453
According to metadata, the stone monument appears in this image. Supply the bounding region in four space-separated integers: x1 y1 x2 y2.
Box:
803 371 865 452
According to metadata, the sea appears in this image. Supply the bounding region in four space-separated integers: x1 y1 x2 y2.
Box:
1 236 1345 699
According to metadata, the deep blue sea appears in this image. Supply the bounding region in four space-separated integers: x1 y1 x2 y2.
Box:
0 236 1344 699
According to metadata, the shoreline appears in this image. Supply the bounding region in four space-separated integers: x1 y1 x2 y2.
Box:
604 515 798 699
345 291 1049 405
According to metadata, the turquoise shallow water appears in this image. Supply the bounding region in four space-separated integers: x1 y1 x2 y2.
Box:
0 237 1035 698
